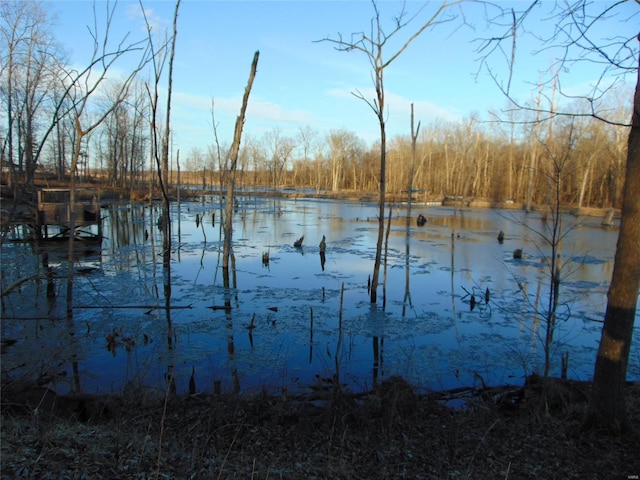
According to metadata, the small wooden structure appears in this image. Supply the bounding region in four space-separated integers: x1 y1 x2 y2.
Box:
36 188 102 240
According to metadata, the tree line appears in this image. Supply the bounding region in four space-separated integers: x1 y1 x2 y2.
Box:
1 2 631 211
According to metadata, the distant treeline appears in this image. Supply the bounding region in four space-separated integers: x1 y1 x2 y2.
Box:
10 110 629 211
2 2 630 211
82 111 628 211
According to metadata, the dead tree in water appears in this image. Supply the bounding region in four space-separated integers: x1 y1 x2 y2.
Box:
319 1 462 304
143 1 181 355
222 51 260 293
403 105 420 317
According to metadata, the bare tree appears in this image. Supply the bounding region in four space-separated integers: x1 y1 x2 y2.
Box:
319 0 463 303
264 127 295 192
1 0 62 191
403 104 420 317
94 79 150 193
222 51 259 295
48 80 75 181
184 147 206 189
326 129 362 192
142 0 180 256
244 135 265 188
296 125 318 189
479 1 639 432
102 85 130 186
572 115 608 211
531 121 579 378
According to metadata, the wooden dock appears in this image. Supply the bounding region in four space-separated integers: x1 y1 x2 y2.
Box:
35 188 102 240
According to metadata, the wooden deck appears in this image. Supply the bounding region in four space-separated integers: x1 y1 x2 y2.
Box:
35 188 102 240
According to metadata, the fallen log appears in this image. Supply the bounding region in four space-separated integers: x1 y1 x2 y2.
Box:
1 274 45 297
75 305 192 310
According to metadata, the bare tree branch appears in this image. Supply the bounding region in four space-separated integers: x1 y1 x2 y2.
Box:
478 1 637 126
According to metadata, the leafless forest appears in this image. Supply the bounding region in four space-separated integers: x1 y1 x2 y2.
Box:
1 1 631 212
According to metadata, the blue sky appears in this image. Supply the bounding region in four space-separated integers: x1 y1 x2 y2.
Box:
47 0 638 157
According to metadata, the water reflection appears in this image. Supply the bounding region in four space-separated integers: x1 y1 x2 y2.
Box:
1 198 638 397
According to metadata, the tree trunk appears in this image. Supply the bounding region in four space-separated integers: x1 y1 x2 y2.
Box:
66 122 83 320
222 51 259 288
586 42 640 433
577 154 594 210
370 110 386 304
526 85 542 212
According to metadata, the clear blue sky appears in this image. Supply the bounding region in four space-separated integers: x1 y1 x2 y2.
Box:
47 0 637 158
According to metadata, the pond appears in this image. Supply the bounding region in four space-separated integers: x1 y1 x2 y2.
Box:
2 195 639 398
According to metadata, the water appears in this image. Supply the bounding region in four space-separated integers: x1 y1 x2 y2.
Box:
2 196 638 397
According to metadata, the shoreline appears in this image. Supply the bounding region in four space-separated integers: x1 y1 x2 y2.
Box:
1 181 620 224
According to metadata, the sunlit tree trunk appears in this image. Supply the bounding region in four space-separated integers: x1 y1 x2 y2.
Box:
586 49 640 433
222 51 259 295
525 84 543 212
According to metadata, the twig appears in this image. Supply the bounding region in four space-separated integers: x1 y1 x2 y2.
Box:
216 423 244 480
465 418 500 479
334 282 345 391
155 368 174 479
1 275 45 297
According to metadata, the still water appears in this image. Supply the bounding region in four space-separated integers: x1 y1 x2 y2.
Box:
2 196 638 396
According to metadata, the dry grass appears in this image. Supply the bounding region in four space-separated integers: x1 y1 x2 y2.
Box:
2 378 639 479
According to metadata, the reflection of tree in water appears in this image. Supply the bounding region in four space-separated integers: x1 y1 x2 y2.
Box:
220 251 241 394
225 307 241 394
403 104 420 319
373 336 384 386
159 217 175 394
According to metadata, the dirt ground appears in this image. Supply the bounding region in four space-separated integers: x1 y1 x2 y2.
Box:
1 377 639 479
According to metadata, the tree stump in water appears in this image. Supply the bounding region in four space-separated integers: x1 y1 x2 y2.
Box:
602 208 615 227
